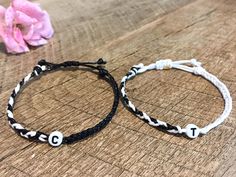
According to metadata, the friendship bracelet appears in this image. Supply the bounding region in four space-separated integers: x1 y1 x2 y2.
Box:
7 58 119 147
120 59 232 138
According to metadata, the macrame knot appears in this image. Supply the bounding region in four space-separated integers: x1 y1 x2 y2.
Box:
98 67 108 77
193 66 205 75
33 66 43 76
37 59 56 71
155 59 172 70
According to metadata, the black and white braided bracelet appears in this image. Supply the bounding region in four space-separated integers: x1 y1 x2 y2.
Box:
120 59 232 138
7 58 119 147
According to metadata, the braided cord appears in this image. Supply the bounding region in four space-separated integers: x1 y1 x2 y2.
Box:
120 59 232 138
7 58 119 146
63 71 119 144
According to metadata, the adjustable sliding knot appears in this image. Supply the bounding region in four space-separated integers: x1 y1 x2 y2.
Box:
98 67 108 77
37 59 58 71
155 59 172 70
96 58 108 77
193 66 205 75
36 58 107 72
188 59 205 75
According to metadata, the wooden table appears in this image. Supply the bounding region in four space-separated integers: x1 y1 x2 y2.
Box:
0 0 235 176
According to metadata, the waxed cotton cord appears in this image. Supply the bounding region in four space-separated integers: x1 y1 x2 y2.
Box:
7 58 119 147
120 59 232 139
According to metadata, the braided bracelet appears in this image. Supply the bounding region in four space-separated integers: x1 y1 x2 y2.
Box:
7 58 119 147
120 59 232 138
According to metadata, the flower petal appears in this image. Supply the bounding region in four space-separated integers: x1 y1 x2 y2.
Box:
25 11 54 39
0 6 5 19
13 26 25 44
1 30 29 53
39 11 54 38
26 37 47 46
1 0 54 53
11 0 44 19
5 6 15 27
15 10 37 26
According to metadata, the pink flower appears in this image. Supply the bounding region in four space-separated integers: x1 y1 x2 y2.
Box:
0 0 54 54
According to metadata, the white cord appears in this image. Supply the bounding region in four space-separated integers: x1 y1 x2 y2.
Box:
120 59 232 138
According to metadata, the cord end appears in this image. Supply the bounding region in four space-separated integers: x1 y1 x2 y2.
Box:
190 59 201 67
97 58 107 65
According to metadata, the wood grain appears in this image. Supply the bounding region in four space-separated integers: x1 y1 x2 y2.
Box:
0 0 236 176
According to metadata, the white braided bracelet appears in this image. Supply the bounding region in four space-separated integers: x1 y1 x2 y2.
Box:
120 59 232 138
